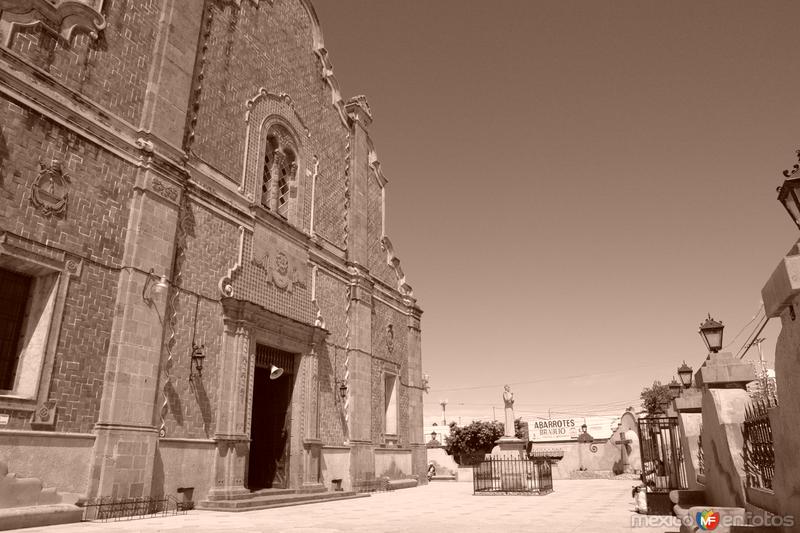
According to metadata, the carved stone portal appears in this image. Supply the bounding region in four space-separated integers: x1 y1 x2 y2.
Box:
30 159 71 218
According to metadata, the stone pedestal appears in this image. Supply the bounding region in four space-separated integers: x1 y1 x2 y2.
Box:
488 437 527 491
489 437 526 458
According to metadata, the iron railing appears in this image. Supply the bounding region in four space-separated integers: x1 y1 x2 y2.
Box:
472 457 553 495
742 396 777 491
638 416 688 493
79 496 189 522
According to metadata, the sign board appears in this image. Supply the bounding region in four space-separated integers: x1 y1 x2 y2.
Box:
529 418 579 441
528 416 620 442
0 414 8 425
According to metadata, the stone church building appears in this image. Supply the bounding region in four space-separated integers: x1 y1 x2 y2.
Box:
0 0 424 506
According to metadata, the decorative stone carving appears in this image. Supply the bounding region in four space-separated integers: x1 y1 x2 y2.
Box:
0 0 106 44
251 225 307 293
313 47 349 127
244 89 311 138
252 249 306 292
380 236 413 297
64 258 82 277
218 226 246 297
31 399 57 428
151 178 179 202
386 324 394 353
30 159 71 218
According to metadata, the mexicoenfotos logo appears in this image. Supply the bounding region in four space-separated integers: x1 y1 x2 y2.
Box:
696 509 721 530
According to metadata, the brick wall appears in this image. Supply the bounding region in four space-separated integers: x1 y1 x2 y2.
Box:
5 0 160 125
0 93 136 433
189 0 349 246
314 269 348 445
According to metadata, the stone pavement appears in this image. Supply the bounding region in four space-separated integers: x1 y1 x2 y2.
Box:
8 480 671 533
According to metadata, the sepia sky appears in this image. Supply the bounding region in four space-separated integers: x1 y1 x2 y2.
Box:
313 0 800 426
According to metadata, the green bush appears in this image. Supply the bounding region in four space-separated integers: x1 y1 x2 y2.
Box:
444 420 504 465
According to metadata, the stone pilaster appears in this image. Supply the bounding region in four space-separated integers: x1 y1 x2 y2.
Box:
345 268 373 481
87 168 181 500
208 316 252 498
404 297 426 481
345 99 372 267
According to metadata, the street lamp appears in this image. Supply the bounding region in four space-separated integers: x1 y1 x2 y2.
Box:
699 314 724 353
668 377 682 399
677 361 693 389
778 151 800 228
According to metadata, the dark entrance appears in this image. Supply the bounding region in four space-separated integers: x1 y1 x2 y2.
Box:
638 416 687 514
248 345 295 490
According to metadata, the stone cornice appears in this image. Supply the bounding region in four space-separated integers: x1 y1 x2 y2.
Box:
251 203 311 249
220 297 328 346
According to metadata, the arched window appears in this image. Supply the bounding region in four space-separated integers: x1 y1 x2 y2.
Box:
261 126 297 220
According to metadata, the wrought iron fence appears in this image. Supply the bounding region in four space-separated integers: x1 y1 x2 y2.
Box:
472 456 553 495
638 416 688 493
79 495 189 522
742 396 777 490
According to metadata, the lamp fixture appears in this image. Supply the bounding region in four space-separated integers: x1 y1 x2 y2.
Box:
142 268 168 305
778 151 800 229
269 365 284 380
677 361 693 389
190 343 205 380
668 377 682 399
699 314 724 353
334 379 347 400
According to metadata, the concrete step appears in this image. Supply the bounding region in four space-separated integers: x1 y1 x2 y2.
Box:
197 490 368 512
204 487 321 501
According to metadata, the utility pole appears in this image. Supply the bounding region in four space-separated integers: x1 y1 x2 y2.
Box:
492 406 496 421
752 337 771 398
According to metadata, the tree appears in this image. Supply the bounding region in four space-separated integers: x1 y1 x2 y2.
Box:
444 420 503 465
640 380 672 415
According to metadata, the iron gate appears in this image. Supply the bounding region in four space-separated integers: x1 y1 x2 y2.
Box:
638 416 687 495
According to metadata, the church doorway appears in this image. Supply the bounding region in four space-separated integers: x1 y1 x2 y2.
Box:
248 344 295 490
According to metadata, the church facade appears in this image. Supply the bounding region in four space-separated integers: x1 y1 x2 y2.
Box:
0 0 424 504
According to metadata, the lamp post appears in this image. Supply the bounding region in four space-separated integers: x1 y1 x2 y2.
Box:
677 361 693 389
699 314 724 354
668 377 682 399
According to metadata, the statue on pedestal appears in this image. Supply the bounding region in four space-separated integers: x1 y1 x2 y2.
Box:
503 385 515 438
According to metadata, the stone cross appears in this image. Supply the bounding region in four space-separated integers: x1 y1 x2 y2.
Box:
615 431 633 474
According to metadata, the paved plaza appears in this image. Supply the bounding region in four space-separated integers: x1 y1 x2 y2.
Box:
9 480 670 533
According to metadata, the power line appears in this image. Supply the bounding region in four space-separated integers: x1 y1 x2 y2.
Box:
428 363 658 393
722 302 764 350
737 314 770 360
